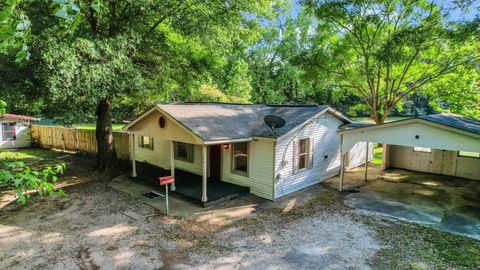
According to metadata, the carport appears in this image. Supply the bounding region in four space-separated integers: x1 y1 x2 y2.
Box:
337 113 480 191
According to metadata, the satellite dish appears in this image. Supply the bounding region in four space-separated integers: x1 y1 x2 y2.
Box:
264 115 286 135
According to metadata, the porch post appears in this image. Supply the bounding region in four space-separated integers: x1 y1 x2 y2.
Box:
130 133 137 177
201 145 207 202
339 134 345 191
364 142 369 181
170 140 176 191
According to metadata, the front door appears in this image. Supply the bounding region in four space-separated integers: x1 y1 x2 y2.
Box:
209 144 222 181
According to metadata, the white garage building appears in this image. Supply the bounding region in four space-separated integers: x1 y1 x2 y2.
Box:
338 113 480 190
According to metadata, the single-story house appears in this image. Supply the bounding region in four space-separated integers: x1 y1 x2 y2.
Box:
338 113 480 190
0 114 39 149
124 103 371 205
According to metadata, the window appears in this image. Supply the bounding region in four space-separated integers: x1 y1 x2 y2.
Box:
232 142 248 175
2 123 16 141
138 136 154 150
175 142 194 163
458 151 480 158
413 147 431 153
295 138 312 172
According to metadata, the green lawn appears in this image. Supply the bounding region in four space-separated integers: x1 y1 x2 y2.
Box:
0 148 64 164
372 144 383 165
52 123 125 130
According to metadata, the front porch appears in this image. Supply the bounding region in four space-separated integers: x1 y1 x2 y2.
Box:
134 161 250 207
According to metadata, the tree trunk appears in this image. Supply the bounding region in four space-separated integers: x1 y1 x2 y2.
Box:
96 98 117 173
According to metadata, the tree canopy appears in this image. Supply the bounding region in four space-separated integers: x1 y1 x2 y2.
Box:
300 0 479 123
1 0 479 167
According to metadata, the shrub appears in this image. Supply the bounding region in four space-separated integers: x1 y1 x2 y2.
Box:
0 161 66 204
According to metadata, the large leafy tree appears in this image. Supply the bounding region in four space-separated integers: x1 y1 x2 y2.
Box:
2 0 276 172
248 4 314 104
301 0 479 123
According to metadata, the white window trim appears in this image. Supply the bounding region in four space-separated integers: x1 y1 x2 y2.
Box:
175 142 194 163
138 136 154 151
231 142 249 177
294 138 313 173
458 151 480 159
413 147 431 153
1 122 17 141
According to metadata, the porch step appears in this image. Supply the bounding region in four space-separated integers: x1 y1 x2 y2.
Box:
202 189 250 207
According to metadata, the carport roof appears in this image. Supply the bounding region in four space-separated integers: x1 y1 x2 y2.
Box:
420 113 480 135
341 113 480 135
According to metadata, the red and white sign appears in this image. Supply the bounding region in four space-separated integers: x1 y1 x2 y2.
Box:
159 176 174 185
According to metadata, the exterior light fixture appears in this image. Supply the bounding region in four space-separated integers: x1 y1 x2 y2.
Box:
223 144 230 150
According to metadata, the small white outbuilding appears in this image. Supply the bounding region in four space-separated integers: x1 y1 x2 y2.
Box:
0 114 39 149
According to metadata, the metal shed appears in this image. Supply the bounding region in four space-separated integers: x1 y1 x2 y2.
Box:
337 113 480 191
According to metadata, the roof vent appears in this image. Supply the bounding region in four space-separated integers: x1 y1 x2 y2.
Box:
264 115 286 135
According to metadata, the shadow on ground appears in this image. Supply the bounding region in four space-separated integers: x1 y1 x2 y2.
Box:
326 166 480 239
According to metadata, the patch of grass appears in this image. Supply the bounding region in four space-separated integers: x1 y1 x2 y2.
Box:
371 221 480 270
372 144 383 165
73 123 125 130
0 148 64 163
49 123 125 130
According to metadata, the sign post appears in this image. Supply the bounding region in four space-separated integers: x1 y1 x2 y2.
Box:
159 176 175 215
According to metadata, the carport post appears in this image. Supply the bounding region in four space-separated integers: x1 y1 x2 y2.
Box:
364 142 369 181
130 133 137 177
339 134 345 192
169 140 176 191
201 145 208 202
339 154 346 191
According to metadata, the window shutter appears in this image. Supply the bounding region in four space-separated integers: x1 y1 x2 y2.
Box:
188 144 194 162
138 136 142 147
309 139 314 168
151 137 154 150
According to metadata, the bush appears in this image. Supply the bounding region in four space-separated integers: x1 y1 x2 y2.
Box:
0 161 66 204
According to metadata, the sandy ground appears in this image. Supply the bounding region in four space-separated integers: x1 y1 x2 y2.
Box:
175 213 379 270
0 164 381 270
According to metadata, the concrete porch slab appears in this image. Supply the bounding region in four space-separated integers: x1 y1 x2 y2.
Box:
109 175 267 224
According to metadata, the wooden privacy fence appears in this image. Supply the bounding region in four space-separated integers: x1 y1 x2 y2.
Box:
31 125 130 160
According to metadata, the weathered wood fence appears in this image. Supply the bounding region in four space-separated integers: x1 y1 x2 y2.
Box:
30 125 130 160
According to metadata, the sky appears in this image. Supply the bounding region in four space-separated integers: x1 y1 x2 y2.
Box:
289 0 480 21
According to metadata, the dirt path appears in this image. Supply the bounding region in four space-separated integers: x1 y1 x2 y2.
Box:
175 213 379 270
1 175 381 270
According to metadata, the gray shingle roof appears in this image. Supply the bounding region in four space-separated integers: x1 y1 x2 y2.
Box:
420 113 480 135
340 113 480 135
157 103 340 141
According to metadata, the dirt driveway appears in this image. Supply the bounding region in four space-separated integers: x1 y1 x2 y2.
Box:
1 150 479 270
0 178 380 270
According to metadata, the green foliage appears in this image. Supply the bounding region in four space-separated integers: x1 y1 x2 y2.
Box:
1 0 479 126
37 34 145 124
0 0 31 62
191 84 250 103
301 0 479 122
0 99 6 114
0 161 66 205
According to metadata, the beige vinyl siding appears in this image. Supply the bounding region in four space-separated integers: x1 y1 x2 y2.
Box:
274 113 344 198
134 137 203 175
222 139 275 200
